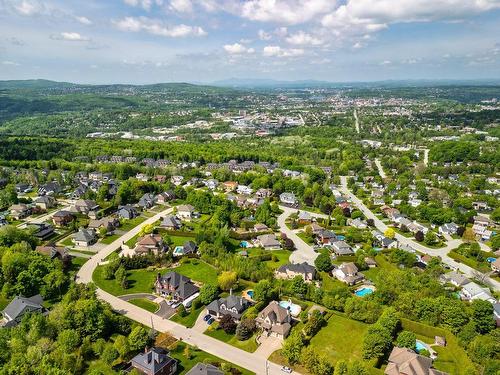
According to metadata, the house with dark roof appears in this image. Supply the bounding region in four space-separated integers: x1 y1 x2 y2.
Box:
52 210 74 226
186 363 223 375
1 295 45 327
331 240 354 256
316 229 337 246
34 195 57 210
118 205 138 220
36 245 72 263
206 295 251 321
130 347 177 375
276 262 316 282
160 215 182 230
256 300 292 339
154 272 199 303
73 228 97 247
139 193 156 209
134 234 167 255
385 347 448 375
27 223 55 240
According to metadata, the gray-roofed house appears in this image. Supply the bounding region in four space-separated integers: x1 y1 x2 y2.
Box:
276 262 317 282
73 228 97 247
186 363 223 375
333 262 365 285
177 204 195 221
256 234 281 250
439 271 470 287
331 240 354 256
130 347 177 375
118 205 138 220
74 199 99 214
160 215 182 230
256 300 292 339
139 193 156 209
460 282 495 303
2 295 45 327
206 295 251 321
52 210 75 226
279 192 298 206
34 195 57 210
154 272 199 302
439 223 459 236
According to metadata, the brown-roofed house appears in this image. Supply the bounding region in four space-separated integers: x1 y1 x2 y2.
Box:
385 347 448 375
255 301 292 339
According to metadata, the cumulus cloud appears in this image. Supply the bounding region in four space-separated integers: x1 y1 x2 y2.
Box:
285 31 323 46
75 16 92 25
13 0 44 15
51 32 90 42
123 0 159 11
113 16 207 37
223 43 255 54
263 45 304 57
2 60 20 66
169 0 193 13
258 29 272 41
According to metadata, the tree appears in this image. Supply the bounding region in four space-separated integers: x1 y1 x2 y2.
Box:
235 318 255 341
283 237 295 251
57 329 80 352
219 314 237 334
303 310 325 337
384 228 395 239
199 284 219 305
424 231 438 246
395 331 416 350
253 279 275 303
101 343 119 364
281 331 304 364
471 299 495 334
347 361 369 375
128 326 150 351
217 271 238 291
377 307 400 337
462 228 476 242
362 325 392 359
113 335 130 358
334 360 348 375
314 252 332 272
290 276 307 296
414 231 424 242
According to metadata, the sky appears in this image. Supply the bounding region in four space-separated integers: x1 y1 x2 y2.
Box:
0 0 499 84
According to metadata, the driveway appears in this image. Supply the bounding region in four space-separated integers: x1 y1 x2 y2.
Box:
192 308 208 333
254 335 283 359
339 176 500 291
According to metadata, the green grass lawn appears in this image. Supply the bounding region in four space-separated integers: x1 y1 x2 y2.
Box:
61 236 74 246
0 295 11 310
169 341 254 375
170 304 204 328
120 216 146 231
320 272 345 291
204 324 259 353
100 233 121 244
93 259 218 296
297 232 315 245
170 235 197 247
129 298 159 313
125 233 140 248
263 249 292 269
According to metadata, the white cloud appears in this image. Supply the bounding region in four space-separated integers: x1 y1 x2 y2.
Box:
263 45 304 57
258 29 272 41
285 31 323 46
13 0 43 15
113 17 207 37
75 16 92 25
51 32 90 42
353 42 363 49
169 0 193 13
380 60 392 65
240 0 335 25
123 0 155 11
2 60 20 66
223 43 254 54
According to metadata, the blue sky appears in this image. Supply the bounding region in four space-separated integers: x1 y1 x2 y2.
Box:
0 0 499 84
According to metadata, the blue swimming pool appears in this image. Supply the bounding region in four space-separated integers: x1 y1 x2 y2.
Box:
173 246 184 256
247 290 254 299
240 241 249 248
486 257 496 263
337 235 345 240
416 340 427 353
355 287 374 297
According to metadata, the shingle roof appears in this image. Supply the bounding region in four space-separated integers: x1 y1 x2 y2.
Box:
186 363 223 375
3 295 44 322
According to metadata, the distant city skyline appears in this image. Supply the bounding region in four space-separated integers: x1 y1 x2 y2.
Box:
1 0 499 84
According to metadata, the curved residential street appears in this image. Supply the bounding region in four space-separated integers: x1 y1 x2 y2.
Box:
339 176 500 291
77 206 289 375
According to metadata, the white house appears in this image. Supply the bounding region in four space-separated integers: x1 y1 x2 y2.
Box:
460 282 495 303
333 262 364 285
279 192 298 206
176 204 195 221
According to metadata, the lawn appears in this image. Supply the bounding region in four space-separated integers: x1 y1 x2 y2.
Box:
129 298 159 313
125 233 140 248
120 216 147 231
297 232 315 245
168 341 254 375
100 233 121 244
263 249 292 269
204 324 259 353
320 272 345 291
60 236 74 246
0 295 11 310
170 304 204 328
93 259 218 296
170 235 197 247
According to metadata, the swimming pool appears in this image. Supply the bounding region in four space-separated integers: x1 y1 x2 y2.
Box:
355 287 374 297
337 235 345 241
173 246 184 256
416 340 427 353
486 257 497 263
279 300 302 316
247 290 254 299
240 241 249 248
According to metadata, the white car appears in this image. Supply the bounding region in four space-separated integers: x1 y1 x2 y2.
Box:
281 366 292 373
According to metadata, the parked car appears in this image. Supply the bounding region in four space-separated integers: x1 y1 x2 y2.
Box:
207 318 215 325
281 366 292 373
203 314 212 322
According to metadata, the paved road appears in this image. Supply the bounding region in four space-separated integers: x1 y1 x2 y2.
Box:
278 205 327 266
77 206 289 375
17 203 72 227
339 176 500 291
423 148 429 167
374 159 387 179
353 108 360 134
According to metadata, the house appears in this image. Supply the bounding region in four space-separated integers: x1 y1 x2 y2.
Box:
130 347 177 375
1 295 45 327
298 211 312 224
156 191 175 204
255 301 292 339
160 215 182 230
154 272 199 303
34 195 56 210
36 245 72 263
491 258 500 273
236 185 253 195
171 175 184 186
15 183 32 194
385 347 448 375
28 223 55 240
186 363 223 375
275 262 316 282
439 271 470 287
316 229 337 246
348 218 367 229
206 295 251 321
38 182 61 196
177 204 195 221
74 199 99 214
256 234 281 250
460 282 495 303
118 205 138 220
222 181 238 192
204 179 219 191
9 204 31 219
381 206 400 219
52 210 74 226
253 223 269 232
135 234 167 255
73 228 97 247
439 223 459 236
333 262 364 285
409 199 423 208
372 231 398 249
310 222 324 235
136 173 150 182
256 188 272 198
472 201 490 211
279 192 298 207
88 217 120 233
138 193 156 209
331 240 354 256
173 241 198 257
